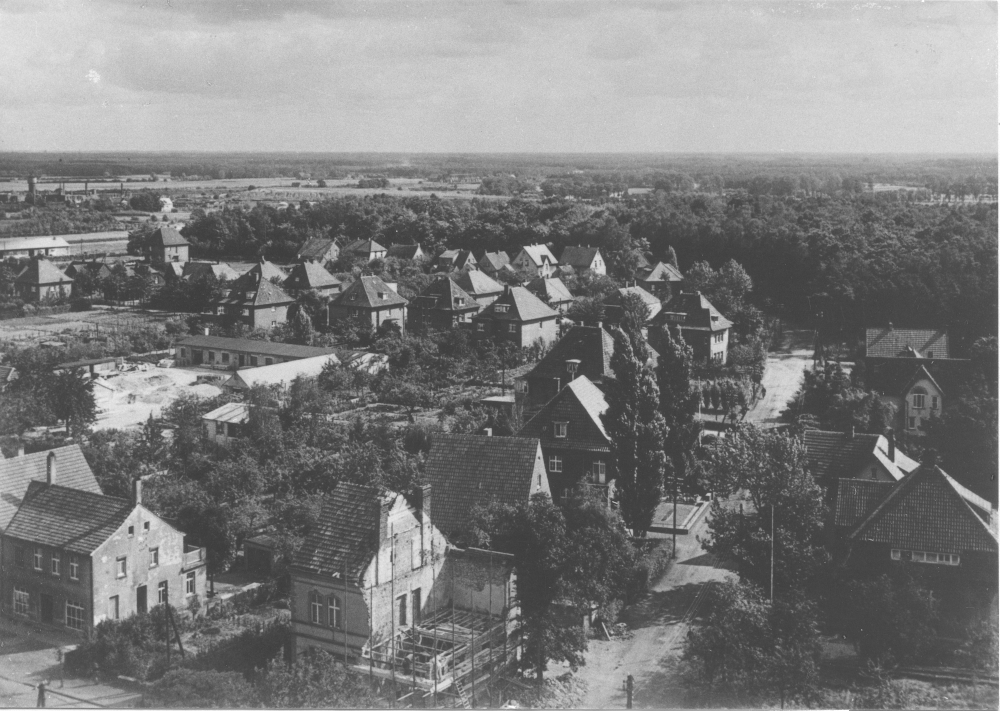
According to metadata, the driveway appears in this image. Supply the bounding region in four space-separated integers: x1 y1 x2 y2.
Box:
575 506 734 709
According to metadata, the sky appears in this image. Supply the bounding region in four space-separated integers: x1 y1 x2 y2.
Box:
0 0 995 154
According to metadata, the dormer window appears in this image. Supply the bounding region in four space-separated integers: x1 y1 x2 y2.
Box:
351 293 357 301
378 292 386 300
926 350 934 358
495 304 509 313
711 315 719 322
566 360 580 376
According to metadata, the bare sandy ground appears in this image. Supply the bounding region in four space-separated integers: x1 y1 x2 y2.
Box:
93 367 221 431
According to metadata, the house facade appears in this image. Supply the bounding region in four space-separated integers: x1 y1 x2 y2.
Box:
638 261 684 299
559 246 606 276
652 292 732 364
451 270 504 313
210 271 296 331
14 259 73 303
328 275 408 333
512 244 558 278
524 277 574 314
343 239 387 263
477 251 511 276
407 277 479 333
471 286 559 349
202 402 250 445
435 249 478 272
147 226 190 264
519 325 615 413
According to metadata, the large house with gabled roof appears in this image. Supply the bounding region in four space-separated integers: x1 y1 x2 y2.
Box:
525 276 574 313
210 268 295 331
604 285 662 325
328 275 408 333
342 239 387 263
0 446 102 532
512 244 558 278
651 291 732 364
283 260 342 298
477 251 511 277
407 277 479 333
638 261 684 299
518 324 616 412
450 269 504 312
14 258 73 302
559 246 606 276
147 226 190 264
472 285 559 349
435 249 477 272
296 237 340 265
803 427 919 503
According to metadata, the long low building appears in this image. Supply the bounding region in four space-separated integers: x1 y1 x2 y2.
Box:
222 354 340 392
174 335 339 369
0 235 71 259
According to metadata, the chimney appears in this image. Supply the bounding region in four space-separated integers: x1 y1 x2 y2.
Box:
378 495 392 541
132 477 143 506
484 427 493 436
421 483 432 522
887 429 895 460
17 440 24 457
847 424 855 440
46 451 56 485
888 321 894 330
204 326 210 336
596 321 603 329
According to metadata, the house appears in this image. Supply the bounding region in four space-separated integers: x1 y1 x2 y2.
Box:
328 275 408 333
241 258 288 286
283 261 342 298
519 325 616 412
289 482 517 696
638 261 684 299
0 236 71 259
862 327 969 436
511 244 558 277
651 292 733 364
424 433 550 543
472 286 559 349
0 475 207 632
435 249 478 272
525 277 574 313
63 260 112 285
407 277 480 333
478 251 510 276
450 270 504 312
833 463 997 586
297 237 340 265
14 259 73 302
180 261 241 283
517 376 613 504
386 244 426 262
221 354 340 393
147 226 190 264
202 402 250 445
803 428 919 500
210 270 296 331
175 335 339 369
53 357 120 379
0 446 102 532
603 285 662 326
559 246 606 276
342 239 387 263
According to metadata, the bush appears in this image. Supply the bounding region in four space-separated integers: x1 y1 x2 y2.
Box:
191 618 289 675
65 609 169 681
626 539 673 602
148 668 253 708
69 298 93 311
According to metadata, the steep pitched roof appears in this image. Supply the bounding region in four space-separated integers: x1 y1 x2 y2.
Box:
656 291 732 331
451 269 504 297
425 434 543 538
865 358 969 399
297 237 339 261
835 479 896 528
0 445 102 531
525 277 574 305
5 481 132 554
332 275 408 309
479 251 510 271
641 261 684 283
560 246 601 269
217 276 295 308
865 328 951 359
292 482 385 579
605 285 662 321
15 259 73 286
519 376 610 450
150 226 189 248
344 239 386 256
284 261 341 291
518 244 558 266
524 325 615 384
803 430 881 482
386 244 424 260
183 261 240 282
849 464 998 554
477 286 558 323
412 277 479 313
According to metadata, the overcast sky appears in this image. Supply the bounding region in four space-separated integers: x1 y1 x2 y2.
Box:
0 0 995 153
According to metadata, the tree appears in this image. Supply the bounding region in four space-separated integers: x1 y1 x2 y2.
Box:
49 368 97 435
655 327 701 491
601 327 668 537
566 296 605 325
839 571 938 664
289 307 315 345
617 291 650 350
665 245 679 269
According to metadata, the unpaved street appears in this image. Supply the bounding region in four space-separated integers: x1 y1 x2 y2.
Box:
744 329 814 427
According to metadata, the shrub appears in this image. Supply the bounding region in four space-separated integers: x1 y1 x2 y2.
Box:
191 618 289 675
69 298 93 311
148 668 253 708
626 538 673 602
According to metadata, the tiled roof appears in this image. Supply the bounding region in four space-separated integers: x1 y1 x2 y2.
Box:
479 252 510 270
0 445 102 531
865 359 969 399
559 246 601 269
865 328 951 359
412 277 479 313
183 261 240 282
176 335 338 360
849 465 998 554
387 244 424 260
344 239 386 255
641 262 684 283
605 286 662 321
656 292 732 331
525 277 574 305
292 482 383 579
477 286 558 323
451 269 503 297
217 277 295 307
247 259 288 284
150 226 189 247
0 365 15 383
5 481 132 554
297 237 338 261
518 244 558 266
332 275 408 309
835 479 895 528
425 434 543 539
524 325 615 384
519 376 610 450
15 259 73 286
284 261 341 291
804 430 881 482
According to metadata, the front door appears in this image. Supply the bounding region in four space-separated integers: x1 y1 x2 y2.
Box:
40 594 53 623
238 354 245 367
136 585 147 615
192 350 203 365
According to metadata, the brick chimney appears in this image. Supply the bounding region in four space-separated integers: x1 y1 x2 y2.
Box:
46 451 56 485
887 428 896 460
132 477 143 506
17 440 24 457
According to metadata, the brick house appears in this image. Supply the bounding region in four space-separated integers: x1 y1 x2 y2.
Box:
407 277 479 333
450 270 504 313
518 324 616 413
328 275 408 333
297 237 340 266
559 246 606 276
147 226 190 264
525 277 575 314
471 286 559 349
638 261 684 299
14 259 73 303
651 292 732 364
517 376 613 504
511 245 558 278
211 270 296 331
1 475 206 633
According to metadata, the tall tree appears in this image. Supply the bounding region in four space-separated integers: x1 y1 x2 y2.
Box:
617 291 650 352
49 368 97 435
655 326 701 488
601 327 668 537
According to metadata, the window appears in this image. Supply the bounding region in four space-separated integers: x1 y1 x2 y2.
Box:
70 556 79 580
51 552 60 576
397 594 407 626
66 601 85 631
495 304 509 313
891 548 901 560
180 348 187 358
591 460 607 485
158 581 168 605
548 455 563 473
116 557 127 578
328 596 342 629
507 323 516 333
143 521 150 532
109 596 119 620
208 351 215 363
553 422 568 438
310 592 322 624
516 380 528 393
128 525 134 536
221 353 230 364
477 322 485 332
411 539 421 570
33 547 42 570
926 350 934 358
411 588 421 626
13 588 29 616
186 571 197 596
149 548 159 568
931 396 938 409
908 416 916 429
265 358 274 366
912 393 925 408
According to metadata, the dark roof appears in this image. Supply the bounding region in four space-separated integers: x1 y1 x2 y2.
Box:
55 357 117 369
835 479 895 528
475 286 558 323
425 434 543 539
332 275 408 309
176 335 338 359
518 376 610 452
525 325 615 384
848 465 997 554
411 277 479 313
804 430 881 482
344 239 386 255
150 226 189 248
297 237 339 261
292 482 382 580
15 259 73 286
216 277 294 308
655 291 732 332
451 269 503 297
560 246 602 269
5 481 132 554
245 259 287 284
865 358 969 399
387 244 424 260
641 261 684 283
866 328 951 359
0 445 102 530
284 261 341 291
478 251 510 271
525 277 574 305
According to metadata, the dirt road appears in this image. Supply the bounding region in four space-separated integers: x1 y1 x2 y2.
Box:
744 329 814 428
575 508 733 709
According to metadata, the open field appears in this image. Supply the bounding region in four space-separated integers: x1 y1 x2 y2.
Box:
0 308 180 345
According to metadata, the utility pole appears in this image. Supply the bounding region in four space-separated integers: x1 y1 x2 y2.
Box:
672 472 678 557
625 674 633 709
770 506 775 602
